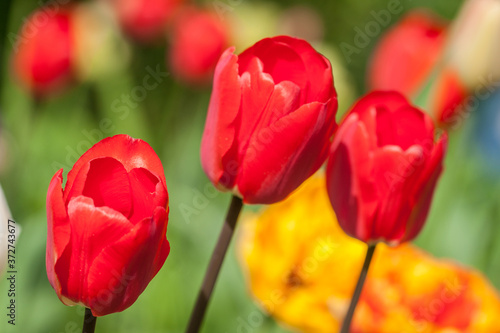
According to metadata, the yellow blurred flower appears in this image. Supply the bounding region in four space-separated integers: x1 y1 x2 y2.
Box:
238 175 500 333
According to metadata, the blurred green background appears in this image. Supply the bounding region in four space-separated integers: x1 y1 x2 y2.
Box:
3 0 500 332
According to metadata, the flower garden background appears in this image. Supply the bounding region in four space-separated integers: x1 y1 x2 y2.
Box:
1 0 500 332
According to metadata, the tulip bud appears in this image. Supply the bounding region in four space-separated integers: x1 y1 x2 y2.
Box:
46 135 170 316
168 7 229 85
12 7 75 98
201 36 338 204
326 91 447 245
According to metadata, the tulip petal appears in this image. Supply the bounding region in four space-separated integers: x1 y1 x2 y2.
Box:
328 115 378 241
238 101 334 204
82 157 133 219
54 196 133 307
238 36 334 105
128 167 166 224
371 145 426 242
376 105 435 150
64 135 167 203
350 91 409 148
86 206 169 316
201 47 241 188
46 169 71 294
402 134 447 242
272 36 334 103
236 56 276 153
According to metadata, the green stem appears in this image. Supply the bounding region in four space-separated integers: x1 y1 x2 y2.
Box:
185 195 244 333
340 243 377 333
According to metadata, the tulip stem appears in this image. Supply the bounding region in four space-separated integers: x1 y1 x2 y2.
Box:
340 243 377 333
82 308 97 333
186 195 244 333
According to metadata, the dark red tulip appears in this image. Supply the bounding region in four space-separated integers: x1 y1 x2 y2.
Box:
201 36 338 204
12 8 74 97
46 135 170 316
168 7 229 84
326 91 447 245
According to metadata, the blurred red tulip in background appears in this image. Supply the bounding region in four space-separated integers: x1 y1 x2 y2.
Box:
12 7 75 98
106 0 184 42
367 11 468 125
201 36 338 204
326 91 447 245
46 135 170 317
368 11 446 95
168 7 229 85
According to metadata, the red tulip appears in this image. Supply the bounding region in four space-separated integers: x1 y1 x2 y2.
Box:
107 0 184 42
368 11 446 95
168 8 229 84
326 91 447 245
201 36 338 204
46 135 170 316
12 8 74 97
368 10 468 127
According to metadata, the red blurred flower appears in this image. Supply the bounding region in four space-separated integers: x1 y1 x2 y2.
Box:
107 0 184 42
367 11 467 125
168 8 229 85
46 135 170 316
201 36 338 204
430 68 468 126
12 8 74 97
326 91 447 245
368 11 446 95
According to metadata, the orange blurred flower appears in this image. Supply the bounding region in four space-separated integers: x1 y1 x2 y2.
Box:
238 175 500 333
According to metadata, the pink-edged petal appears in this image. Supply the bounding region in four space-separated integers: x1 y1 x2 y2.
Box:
46 169 71 294
86 206 169 316
55 196 133 308
64 135 166 202
128 167 167 224
376 104 435 150
82 157 133 219
237 100 334 204
200 47 242 188
402 134 447 242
